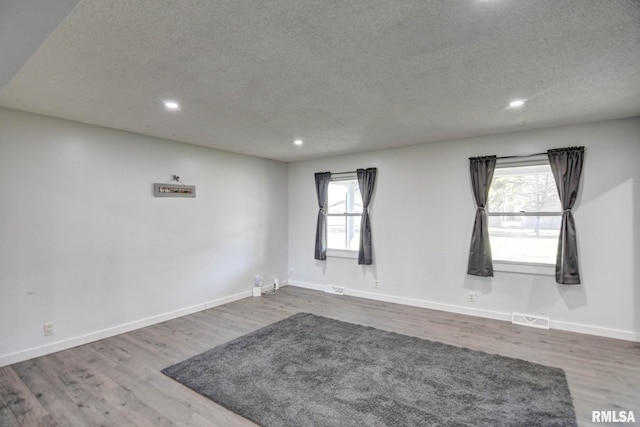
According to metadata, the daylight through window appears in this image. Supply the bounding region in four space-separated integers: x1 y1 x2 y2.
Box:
487 160 561 265
327 176 362 251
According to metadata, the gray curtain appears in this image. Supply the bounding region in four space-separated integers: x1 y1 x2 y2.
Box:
314 172 331 260
467 156 497 277
548 147 584 284
357 168 377 265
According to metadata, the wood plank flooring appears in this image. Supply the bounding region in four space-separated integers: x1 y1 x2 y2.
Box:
1 286 639 426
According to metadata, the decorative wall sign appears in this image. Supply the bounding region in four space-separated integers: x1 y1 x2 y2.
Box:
154 175 196 197
154 183 196 197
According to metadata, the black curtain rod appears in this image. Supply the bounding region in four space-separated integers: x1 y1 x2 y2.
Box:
497 151 547 160
331 167 377 175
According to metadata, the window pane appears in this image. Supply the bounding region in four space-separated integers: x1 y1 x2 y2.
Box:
488 164 561 213
346 216 360 251
489 215 560 264
328 180 363 214
327 215 346 249
327 215 361 251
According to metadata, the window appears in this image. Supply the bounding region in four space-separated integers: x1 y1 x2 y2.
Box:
327 175 362 255
487 159 561 266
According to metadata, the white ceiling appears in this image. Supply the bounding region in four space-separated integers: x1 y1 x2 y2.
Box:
1 0 639 162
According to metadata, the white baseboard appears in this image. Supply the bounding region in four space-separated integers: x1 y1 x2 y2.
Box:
346 288 512 323
0 290 250 368
288 281 639 342
288 280 324 292
549 320 639 342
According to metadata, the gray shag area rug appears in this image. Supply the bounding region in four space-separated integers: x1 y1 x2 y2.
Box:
162 313 576 427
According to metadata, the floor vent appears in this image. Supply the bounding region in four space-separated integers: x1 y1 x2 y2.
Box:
324 285 345 295
512 313 550 329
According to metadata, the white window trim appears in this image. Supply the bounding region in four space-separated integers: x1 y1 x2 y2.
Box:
327 248 359 259
495 154 548 167
489 155 559 275
493 260 555 276
329 172 357 182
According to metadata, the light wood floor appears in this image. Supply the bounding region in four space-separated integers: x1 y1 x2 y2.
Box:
1 286 638 426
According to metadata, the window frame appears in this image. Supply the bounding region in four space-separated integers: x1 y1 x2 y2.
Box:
326 173 361 258
487 156 560 275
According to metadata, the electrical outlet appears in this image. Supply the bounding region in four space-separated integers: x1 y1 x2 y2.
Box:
468 291 476 302
44 322 54 336
375 280 379 288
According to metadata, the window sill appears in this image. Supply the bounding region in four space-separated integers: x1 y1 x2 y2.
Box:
493 261 555 277
327 249 358 259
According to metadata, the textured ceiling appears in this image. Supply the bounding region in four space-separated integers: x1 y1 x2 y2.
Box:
1 0 639 162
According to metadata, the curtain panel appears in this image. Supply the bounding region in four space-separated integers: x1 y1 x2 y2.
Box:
314 172 331 260
548 147 584 284
357 168 377 265
467 156 497 277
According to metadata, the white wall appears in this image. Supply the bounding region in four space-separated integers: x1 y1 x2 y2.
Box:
0 107 288 365
288 118 640 341
1 110 636 366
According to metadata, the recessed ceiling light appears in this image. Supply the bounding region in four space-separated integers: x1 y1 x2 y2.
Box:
508 99 526 108
164 100 180 110
294 139 303 146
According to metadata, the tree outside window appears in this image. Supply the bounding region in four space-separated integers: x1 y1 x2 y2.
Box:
487 163 561 265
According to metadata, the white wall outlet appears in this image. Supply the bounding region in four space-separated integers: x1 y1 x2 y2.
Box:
468 291 476 302
375 280 379 288
44 322 54 336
